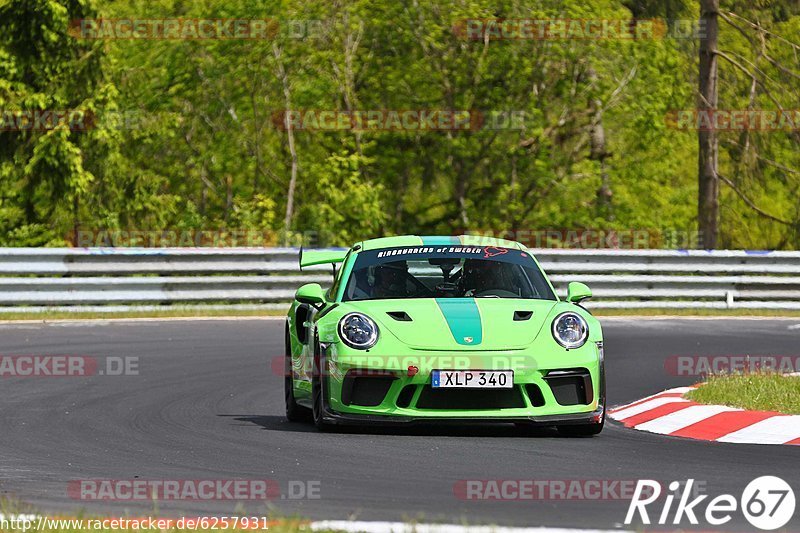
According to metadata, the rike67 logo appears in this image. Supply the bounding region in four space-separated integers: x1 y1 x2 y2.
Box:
625 477 795 530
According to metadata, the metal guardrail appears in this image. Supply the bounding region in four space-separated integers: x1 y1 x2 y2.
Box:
0 248 799 312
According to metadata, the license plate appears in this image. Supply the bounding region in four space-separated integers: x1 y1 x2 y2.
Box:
431 370 513 389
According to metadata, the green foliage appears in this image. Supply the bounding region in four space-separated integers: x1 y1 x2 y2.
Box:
0 0 798 248
301 151 387 246
230 194 277 230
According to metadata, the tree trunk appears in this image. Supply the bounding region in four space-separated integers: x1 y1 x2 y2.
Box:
224 174 233 223
587 67 613 220
200 166 208 216
592 116 613 220
698 0 719 248
273 43 299 238
72 195 80 247
454 160 470 228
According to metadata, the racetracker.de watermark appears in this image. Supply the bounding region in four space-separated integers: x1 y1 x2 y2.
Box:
453 479 704 501
69 18 332 40
0 356 138 377
68 228 331 247
664 355 800 377
275 354 537 378
67 479 320 501
0 109 164 132
453 19 706 40
461 229 706 249
0 515 281 531
69 19 278 40
666 109 800 131
1 110 93 132
270 109 527 132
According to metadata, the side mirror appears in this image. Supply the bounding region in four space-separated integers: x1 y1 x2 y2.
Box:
566 281 592 304
296 283 326 305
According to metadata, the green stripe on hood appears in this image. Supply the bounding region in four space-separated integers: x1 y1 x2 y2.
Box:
435 298 482 345
421 236 462 246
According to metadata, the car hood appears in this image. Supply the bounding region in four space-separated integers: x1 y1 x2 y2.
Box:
340 298 558 351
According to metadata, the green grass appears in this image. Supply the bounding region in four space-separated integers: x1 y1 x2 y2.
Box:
0 499 317 532
686 374 800 415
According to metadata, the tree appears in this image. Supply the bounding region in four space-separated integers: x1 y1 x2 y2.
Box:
0 0 105 245
698 0 720 248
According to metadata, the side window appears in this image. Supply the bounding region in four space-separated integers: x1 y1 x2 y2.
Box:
327 251 351 301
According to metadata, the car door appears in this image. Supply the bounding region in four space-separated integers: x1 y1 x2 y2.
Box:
298 250 351 385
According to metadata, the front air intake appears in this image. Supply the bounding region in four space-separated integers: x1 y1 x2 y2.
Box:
543 369 593 406
341 371 397 407
415 386 525 410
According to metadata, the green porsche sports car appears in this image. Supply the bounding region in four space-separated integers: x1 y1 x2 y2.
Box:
284 235 605 436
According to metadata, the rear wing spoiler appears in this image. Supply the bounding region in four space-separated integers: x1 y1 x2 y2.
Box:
299 248 348 270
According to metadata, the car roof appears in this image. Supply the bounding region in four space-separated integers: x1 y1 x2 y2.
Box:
354 235 526 251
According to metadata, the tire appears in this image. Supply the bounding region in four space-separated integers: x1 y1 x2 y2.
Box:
285 326 311 422
311 338 332 431
557 422 603 437
556 415 604 437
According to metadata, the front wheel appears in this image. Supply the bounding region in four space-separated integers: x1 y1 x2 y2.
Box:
285 372 311 422
557 422 603 437
285 327 311 422
556 413 604 437
311 339 332 431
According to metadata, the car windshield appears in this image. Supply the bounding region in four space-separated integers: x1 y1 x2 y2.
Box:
342 245 556 301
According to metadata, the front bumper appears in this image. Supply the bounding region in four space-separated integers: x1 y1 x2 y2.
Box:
317 404 605 427
316 342 605 425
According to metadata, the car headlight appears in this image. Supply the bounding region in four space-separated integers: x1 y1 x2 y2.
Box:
338 313 379 349
552 312 588 349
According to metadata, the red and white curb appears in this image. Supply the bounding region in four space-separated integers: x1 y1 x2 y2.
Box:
609 386 800 445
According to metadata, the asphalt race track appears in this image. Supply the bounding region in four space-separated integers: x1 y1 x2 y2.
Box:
0 318 798 530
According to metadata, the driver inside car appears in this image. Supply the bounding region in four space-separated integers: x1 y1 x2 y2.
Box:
461 259 507 296
371 261 409 299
